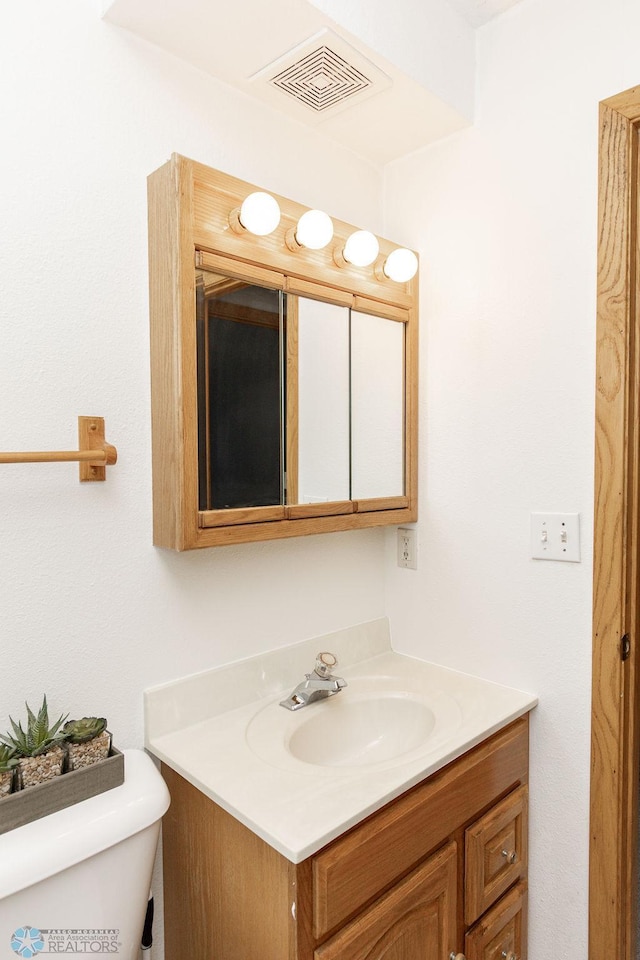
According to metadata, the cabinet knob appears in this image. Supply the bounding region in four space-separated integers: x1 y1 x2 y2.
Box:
449 954 466 960
501 952 518 960
501 848 518 864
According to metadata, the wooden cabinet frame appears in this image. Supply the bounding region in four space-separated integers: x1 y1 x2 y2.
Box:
591 84 640 960
147 155 418 549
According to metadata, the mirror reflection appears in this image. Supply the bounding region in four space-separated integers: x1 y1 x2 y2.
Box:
196 274 284 510
297 298 350 504
351 311 405 500
196 268 405 513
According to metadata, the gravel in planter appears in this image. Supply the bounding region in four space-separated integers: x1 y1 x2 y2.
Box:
19 744 65 789
66 730 112 771
0 770 14 799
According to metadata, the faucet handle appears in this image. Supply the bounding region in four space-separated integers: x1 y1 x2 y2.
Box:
315 652 338 677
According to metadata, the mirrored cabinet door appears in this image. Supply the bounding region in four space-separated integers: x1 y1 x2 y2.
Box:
351 310 405 501
297 297 351 505
197 275 285 511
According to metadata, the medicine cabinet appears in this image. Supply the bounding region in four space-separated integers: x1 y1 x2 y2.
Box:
147 155 418 549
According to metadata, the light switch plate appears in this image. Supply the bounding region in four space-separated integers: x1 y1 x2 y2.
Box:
530 512 581 562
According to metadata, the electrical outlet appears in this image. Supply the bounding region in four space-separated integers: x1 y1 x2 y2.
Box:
397 527 417 569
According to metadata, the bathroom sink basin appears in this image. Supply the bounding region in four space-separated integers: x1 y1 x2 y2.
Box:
287 695 435 767
246 679 461 774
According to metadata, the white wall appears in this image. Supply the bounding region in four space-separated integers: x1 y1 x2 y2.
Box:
5 0 634 957
384 0 640 955
0 4 387 750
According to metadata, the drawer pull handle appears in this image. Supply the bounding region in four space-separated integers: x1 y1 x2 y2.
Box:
501 848 518 864
449 954 466 960
501 952 518 960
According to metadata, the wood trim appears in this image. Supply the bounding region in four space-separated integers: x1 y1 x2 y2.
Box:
602 85 640 122
354 496 409 513
285 276 355 307
148 156 192 549
405 297 419 516
590 85 640 960
199 505 286 527
352 297 409 323
286 294 299 506
187 506 419 548
286 501 353 519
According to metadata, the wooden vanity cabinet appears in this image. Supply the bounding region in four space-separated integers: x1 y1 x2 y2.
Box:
160 716 529 960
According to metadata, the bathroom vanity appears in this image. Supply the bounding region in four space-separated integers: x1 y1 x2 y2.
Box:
145 621 536 960
161 718 527 960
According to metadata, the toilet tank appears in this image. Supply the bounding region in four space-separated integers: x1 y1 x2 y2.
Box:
0 750 170 960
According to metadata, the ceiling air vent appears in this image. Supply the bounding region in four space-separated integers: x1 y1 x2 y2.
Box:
250 30 392 121
272 45 371 113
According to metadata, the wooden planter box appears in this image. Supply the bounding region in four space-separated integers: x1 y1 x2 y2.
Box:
0 747 124 835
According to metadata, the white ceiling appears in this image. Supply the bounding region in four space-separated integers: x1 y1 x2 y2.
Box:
102 0 525 165
446 0 525 27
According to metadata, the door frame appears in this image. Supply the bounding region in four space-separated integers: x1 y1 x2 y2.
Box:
590 84 640 960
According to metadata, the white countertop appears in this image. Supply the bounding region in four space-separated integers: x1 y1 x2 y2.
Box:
145 619 537 863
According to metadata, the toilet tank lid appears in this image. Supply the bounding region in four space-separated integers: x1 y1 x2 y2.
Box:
0 749 170 900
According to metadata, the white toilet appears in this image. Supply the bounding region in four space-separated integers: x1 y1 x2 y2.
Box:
0 750 170 960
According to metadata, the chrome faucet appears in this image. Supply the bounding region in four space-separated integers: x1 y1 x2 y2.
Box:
279 652 347 711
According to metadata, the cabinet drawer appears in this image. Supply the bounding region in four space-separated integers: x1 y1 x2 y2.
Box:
464 880 527 960
315 841 458 960
312 718 528 938
465 786 528 925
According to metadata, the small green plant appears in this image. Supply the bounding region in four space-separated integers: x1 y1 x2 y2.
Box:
0 745 19 773
62 717 107 744
0 696 68 758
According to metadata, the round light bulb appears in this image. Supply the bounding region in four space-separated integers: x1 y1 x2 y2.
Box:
239 192 281 236
295 209 334 250
342 230 380 267
383 247 418 282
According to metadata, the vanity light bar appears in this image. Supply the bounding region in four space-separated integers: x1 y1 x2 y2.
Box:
228 193 418 282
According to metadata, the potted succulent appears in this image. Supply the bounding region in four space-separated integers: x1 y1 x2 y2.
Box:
0 745 19 799
63 717 111 770
1 696 68 789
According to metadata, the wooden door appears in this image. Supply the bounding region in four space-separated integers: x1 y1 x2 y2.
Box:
314 842 457 960
591 83 640 960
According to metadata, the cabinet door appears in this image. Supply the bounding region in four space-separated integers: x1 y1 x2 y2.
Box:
464 881 527 960
314 841 457 960
465 787 527 924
